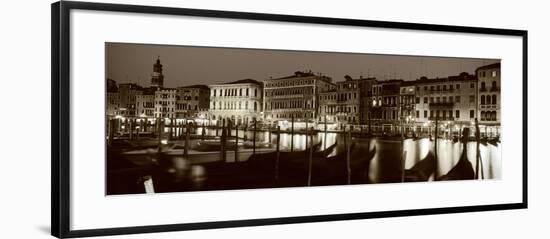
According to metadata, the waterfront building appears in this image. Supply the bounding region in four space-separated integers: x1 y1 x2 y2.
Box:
318 75 376 127
476 63 500 134
414 72 478 135
118 83 143 117
106 78 119 117
399 80 417 126
318 89 338 124
371 79 403 127
154 88 177 118
208 79 263 125
136 87 156 118
176 85 210 119
263 71 334 127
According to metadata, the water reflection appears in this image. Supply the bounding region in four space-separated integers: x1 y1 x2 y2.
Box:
109 126 502 194
158 128 501 182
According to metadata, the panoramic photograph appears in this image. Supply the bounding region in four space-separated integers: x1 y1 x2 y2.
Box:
105 42 502 195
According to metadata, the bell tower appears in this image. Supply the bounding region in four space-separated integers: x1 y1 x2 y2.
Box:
151 56 164 88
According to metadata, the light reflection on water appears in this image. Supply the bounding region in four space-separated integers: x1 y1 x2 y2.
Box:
164 127 501 183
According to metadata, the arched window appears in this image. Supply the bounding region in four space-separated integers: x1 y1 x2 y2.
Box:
492 111 497 121
492 95 497 105
481 111 486 121
492 81 497 89
481 82 486 90
481 95 485 105
254 102 257 111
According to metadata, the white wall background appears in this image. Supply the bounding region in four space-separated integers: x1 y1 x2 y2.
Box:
0 0 547 238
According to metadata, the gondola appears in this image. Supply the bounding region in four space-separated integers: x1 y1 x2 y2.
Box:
404 151 436 182
438 128 475 181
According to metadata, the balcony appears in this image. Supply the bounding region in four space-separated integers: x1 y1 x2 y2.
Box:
490 87 499 92
428 117 454 121
430 88 454 93
428 102 454 108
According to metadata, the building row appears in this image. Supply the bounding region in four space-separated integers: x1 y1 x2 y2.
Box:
107 58 501 131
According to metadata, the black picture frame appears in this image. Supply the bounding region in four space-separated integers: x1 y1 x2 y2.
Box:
51 1 528 238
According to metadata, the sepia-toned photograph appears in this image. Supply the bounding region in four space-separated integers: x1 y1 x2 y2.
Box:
105 42 502 195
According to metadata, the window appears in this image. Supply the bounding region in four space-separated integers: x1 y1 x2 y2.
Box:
456 84 460 89
469 95 475 103
481 111 486 121
470 110 474 118
481 95 485 105
492 95 497 105
415 97 420 103
450 84 454 90
481 82 486 91
492 81 497 89
430 86 435 91
424 86 428 91
429 97 434 103
492 71 497 77
424 110 427 118
442 111 447 118
416 110 420 118
424 97 428 103
430 110 433 117
449 96 453 103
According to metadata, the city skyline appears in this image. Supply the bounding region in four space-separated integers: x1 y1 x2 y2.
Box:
106 42 499 87
106 42 502 195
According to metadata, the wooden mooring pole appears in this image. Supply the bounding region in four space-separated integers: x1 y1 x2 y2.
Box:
235 122 239 162
434 116 439 180
324 115 328 158
275 126 281 181
184 122 190 159
220 121 226 162
290 116 294 152
253 119 257 155
346 127 351 185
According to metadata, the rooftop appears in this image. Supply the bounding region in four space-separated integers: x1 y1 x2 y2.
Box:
268 71 332 82
178 84 210 90
224 79 262 85
476 62 501 71
416 72 477 84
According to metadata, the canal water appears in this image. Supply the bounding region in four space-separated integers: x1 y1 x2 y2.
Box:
109 127 501 194
188 127 500 181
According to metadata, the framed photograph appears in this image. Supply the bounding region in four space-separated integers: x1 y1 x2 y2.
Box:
52 1 527 238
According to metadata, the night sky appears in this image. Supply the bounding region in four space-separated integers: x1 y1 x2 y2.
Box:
106 42 500 87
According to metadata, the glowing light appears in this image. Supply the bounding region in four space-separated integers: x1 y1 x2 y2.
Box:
161 139 168 144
